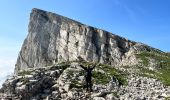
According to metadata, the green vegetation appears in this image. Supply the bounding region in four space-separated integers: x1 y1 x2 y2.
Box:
112 92 119 98
136 52 150 66
93 71 110 85
58 61 70 70
78 62 127 85
165 97 170 100
65 61 127 88
66 70 75 79
70 80 83 89
137 66 158 78
166 52 170 57
18 70 33 84
20 77 30 84
93 64 127 85
79 61 96 68
136 51 170 86
18 70 33 76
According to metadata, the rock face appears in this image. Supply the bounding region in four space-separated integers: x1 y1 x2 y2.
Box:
2 8 170 100
15 8 159 73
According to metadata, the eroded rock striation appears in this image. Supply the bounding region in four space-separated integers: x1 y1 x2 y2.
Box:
15 8 159 73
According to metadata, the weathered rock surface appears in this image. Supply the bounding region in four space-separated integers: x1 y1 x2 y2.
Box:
1 62 170 100
15 8 160 73
1 8 170 100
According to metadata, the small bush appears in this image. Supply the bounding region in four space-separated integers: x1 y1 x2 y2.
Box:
93 71 110 85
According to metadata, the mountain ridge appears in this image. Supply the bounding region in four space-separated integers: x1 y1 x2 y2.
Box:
1 8 170 100
15 8 161 74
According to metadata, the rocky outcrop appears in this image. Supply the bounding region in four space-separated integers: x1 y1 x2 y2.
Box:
1 62 170 100
1 62 120 100
15 8 160 73
1 8 169 100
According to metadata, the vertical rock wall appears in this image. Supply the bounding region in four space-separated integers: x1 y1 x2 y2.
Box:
15 8 158 73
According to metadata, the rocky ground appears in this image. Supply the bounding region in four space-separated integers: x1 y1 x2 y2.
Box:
1 61 170 100
1 8 170 100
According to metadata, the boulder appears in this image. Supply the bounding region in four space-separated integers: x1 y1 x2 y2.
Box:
93 97 105 100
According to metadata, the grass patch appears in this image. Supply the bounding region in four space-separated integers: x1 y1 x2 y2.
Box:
93 71 110 85
66 70 75 79
99 64 127 85
78 62 127 85
58 61 70 70
136 51 170 86
18 70 33 76
93 64 127 85
70 80 83 89
136 52 150 66
112 92 119 98
159 70 170 86
137 66 158 78
20 78 29 84
166 52 170 57
79 61 96 68
165 97 170 100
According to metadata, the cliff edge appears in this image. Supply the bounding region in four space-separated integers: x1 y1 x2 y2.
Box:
15 8 159 73
1 8 170 100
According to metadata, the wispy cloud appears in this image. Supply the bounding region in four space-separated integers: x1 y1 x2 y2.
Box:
0 58 15 87
0 38 19 87
123 5 136 21
113 0 146 23
120 2 139 23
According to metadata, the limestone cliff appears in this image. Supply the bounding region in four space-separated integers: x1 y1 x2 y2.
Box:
15 8 159 73
1 8 170 100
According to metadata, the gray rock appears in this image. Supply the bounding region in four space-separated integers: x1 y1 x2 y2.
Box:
93 97 105 100
0 8 167 100
92 90 110 97
63 84 70 92
15 8 159 74
106 94 118 100
50 70 59 78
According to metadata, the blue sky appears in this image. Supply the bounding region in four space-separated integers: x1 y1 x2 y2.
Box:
0 0 170 86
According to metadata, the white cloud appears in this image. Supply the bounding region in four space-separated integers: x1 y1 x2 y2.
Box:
0 57 16 87
0 36 21 88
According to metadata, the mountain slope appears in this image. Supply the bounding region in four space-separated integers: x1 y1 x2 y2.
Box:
0 8 170 100
15 8 160 74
